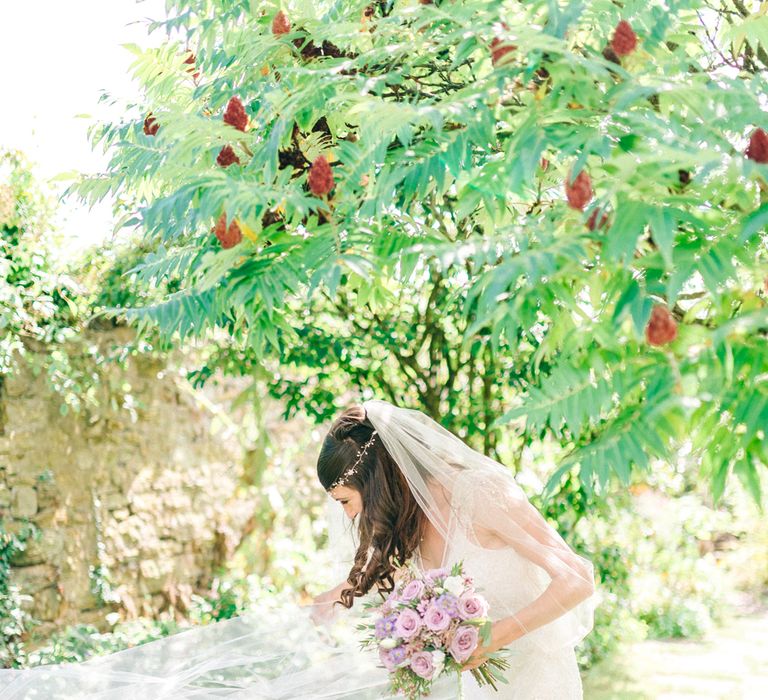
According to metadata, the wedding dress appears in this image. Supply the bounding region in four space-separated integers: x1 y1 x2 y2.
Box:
0 398 597 699
364 395 594 699
413 471 586 700
422 533 584 699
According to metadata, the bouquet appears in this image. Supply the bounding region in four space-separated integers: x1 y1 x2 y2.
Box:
359 560 510 699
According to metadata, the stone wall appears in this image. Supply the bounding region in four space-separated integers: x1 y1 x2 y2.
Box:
0 328 256 637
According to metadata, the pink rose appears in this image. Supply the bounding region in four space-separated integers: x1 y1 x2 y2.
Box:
458 592 488 620
449 625 479 663
423 603 451 632
400 579 425 602
395 608 423 639
409 651 435 680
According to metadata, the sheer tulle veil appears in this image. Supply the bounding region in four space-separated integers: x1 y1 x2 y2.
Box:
0 398 597 698
357 399 597 654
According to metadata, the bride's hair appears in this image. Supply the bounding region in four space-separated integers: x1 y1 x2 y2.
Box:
316 404 426 608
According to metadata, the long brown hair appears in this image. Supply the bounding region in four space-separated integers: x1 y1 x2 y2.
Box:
316 404 426 608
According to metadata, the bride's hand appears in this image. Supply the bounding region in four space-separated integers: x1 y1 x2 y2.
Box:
308 584 343 624
462 619 514 671
461 640 495 671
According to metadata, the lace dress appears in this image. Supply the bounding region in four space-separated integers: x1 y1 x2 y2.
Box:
416 479 586 699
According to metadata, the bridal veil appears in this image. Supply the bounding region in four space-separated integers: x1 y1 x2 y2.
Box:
358 399 597 654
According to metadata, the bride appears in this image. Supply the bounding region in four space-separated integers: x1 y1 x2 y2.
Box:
0 398 597 699
313 399 598 699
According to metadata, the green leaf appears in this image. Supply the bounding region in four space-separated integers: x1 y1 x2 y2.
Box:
611 278 640 325
542 462 576 500
479 621 492 647
734 458 763 509
712 309 768 348
711 459 732 505
739 202 768 243
647 206 677 268
603 198 647 263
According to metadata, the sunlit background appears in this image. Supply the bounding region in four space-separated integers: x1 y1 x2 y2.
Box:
0 0 166 260
1 2 767 696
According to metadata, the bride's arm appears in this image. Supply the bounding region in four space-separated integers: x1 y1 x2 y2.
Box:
309 579 349 623
313 579 348 605
462 477 595 658
489 538 594 643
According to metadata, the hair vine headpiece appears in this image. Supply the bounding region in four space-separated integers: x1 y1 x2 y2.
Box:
328 429 378 491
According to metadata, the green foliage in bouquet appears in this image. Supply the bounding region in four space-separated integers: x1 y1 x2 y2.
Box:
71 0 768 505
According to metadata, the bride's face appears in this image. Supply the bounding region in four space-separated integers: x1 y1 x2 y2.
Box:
329 485 363 520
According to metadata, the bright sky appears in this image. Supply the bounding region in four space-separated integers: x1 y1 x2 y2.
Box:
0 0 168 261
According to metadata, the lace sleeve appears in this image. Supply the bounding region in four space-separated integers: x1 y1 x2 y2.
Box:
449 467 598 653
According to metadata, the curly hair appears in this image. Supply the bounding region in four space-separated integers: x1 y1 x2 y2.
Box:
316 404 426 608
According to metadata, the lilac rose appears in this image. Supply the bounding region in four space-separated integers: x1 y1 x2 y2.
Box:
394 608 423 639
423 602 451 632
449 625 479 663
409 651 435 680
458 592 489 620
400 578 425 602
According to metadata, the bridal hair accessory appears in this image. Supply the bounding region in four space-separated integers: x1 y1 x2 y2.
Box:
327 429 378 491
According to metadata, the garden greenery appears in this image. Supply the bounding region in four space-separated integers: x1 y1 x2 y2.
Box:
0 520 38 667
72 1 767 503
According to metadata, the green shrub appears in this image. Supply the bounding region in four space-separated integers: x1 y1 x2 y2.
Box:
0 520 39 668
638 595 714 640
576 587 646 670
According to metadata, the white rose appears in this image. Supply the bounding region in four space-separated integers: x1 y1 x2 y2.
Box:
380 637 398 649
443 576 464 597
432 649 446 677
